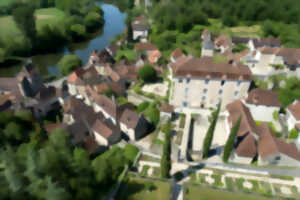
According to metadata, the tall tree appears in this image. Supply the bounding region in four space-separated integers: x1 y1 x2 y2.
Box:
161 120 172 178
223 116 241 163
202 102 221 159
126 12 133 43
12 5 37 46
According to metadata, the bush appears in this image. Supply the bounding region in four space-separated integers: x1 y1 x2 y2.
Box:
202 103 221 159
59 55 82 76
137 64 157 83
124 144 139 163
272 110 279 121
174 172 184 181
70 24 87 40
223 116 241 163
289 129 299 139
143 106 160 127
137 101 150 113
84 11 104 32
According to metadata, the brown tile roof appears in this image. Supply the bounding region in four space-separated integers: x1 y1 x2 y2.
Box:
173 57 252 80
260 37 281 47
120 109 141 129
132 23 149 31
227 100 260 137
134 15 146 23
295 124 300 131
215 34 232 48
148 50 161 63
93 94 117 119
92 119 113 139
171 48 183 59
135 43 157 51
67 120 89 144
258 47 280 55
246 88 281 107
258 123 300 161
105 66 121 82
114 65 138 81
83 136 100 154
44 123 66 133
277 48 300 66
235 133 257 158
68 69 85 85
95 83 109 93
288 101 300 121
160 104 174 113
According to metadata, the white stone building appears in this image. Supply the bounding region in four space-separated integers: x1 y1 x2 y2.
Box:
170 57 252 110
132 23 149 41
244 88 281 122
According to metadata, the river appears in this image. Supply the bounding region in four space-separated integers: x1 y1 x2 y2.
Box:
0 3 126 77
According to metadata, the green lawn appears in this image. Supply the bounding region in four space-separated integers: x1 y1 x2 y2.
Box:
0 0 13 6
186 185 273 200
117 177 171 200
0 8 65 38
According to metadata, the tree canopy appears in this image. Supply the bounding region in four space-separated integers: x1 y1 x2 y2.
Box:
137 64 157 83
58 54 82 76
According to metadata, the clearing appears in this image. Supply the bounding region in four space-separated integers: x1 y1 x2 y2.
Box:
186 185 272 200
117 176 171 200
0 8 65 38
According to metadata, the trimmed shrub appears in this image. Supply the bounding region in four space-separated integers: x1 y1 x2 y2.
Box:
223 116 241 163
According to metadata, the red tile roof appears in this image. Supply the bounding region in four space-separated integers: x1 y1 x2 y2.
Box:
246 88 281 107
288 101 300 121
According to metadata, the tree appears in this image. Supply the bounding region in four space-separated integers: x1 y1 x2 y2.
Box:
70 24 87 40
84 11 104 32
223 116 241 163
161 120 172 178
137 64 157 83
12 5 36 46
126 11 133 43
58 55 82 75
202 103 221 159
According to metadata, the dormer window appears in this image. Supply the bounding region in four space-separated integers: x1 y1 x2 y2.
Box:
205 80 209 84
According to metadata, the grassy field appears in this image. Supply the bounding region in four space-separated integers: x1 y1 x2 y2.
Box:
186 185 272 200
117 177 171 200
0 8 65 38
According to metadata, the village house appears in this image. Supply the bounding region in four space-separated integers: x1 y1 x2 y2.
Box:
244 88 281 122
225 100 260 164
132 23 149 42
286 100 300 132
119 108 149 141
170 57 252 110
214 34 232 53
159 103 174 119
258 123 300 166
88 49 115 67
170 48 185 63
226 100 300 166
91 119 121 146
201 29 214 57
105 44 119 57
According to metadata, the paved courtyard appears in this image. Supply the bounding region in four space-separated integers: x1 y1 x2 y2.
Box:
142 81 168 97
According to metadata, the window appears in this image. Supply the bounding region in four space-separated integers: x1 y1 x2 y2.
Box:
179 79 183 83
187 78 191 83
221 80 225 86
234 91 238 96
205 79 209 84
183 102 188 107
218 89 223 95
237 81 241 86
202 96 206 100
203 88 207 94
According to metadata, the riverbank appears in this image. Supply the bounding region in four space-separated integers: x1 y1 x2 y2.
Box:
0 3 126 78
0 1 105 70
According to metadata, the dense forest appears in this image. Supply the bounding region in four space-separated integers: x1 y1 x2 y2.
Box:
0 111 138 199
147 0 300 53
